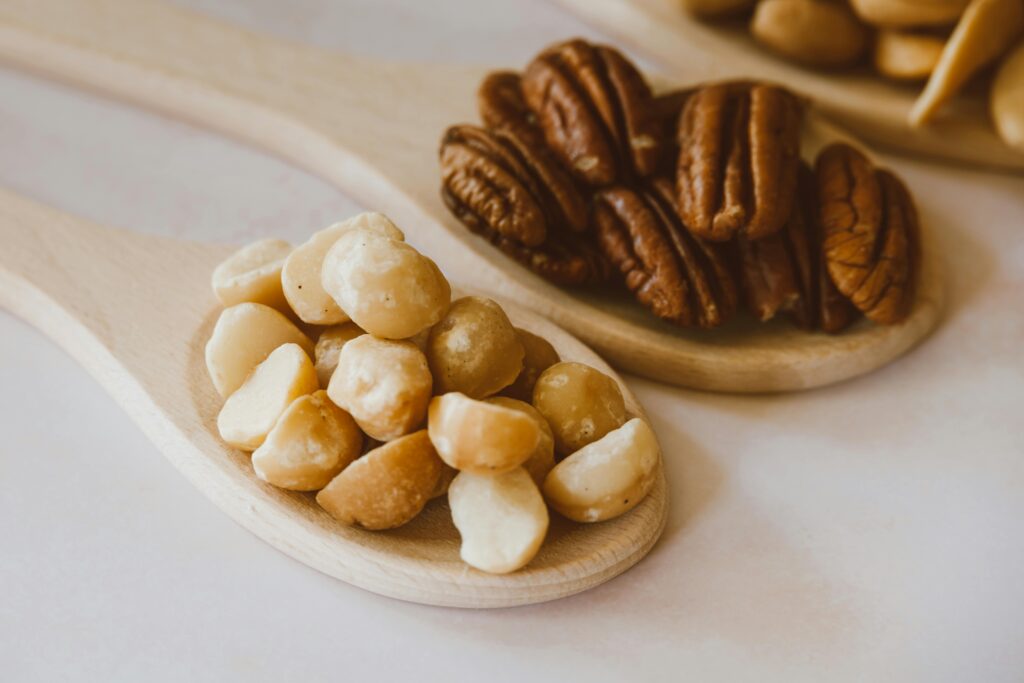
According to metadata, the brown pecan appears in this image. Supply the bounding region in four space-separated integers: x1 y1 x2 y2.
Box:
593 178 738 327
521 39 664 187
676 81 802 241
495 232 611 287
816 143 918 325
439 124 587 249
478 71 546 150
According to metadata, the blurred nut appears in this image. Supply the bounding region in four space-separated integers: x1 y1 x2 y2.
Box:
682 0 757 18
211 238 292 311
751 0 869 68
991 40 1024 151
850 0 970 27
874 30 946 80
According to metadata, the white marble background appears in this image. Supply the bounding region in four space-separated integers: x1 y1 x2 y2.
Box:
1 2 1022 681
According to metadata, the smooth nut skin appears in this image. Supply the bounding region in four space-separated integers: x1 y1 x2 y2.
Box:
316 431 444 530
450 468 549 574
217 343 319 451
816 144 919 324
426 296 524 399
282 214 404 324
485 397 556 486
252 390 362 491
992 40 1024 151
321 228 451 339
532 362 628 455
205 302 313 398
327 336 432 442
427 393 541 475
543 418 660 523
502 328 561 402
313 322 364 388
751 0 868 69
850 0 970 27
874 30 945 81
211 238 292 311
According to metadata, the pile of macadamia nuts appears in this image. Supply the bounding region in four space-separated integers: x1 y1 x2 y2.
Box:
204 213 661 574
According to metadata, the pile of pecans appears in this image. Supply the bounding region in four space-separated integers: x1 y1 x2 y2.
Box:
440 39 922 334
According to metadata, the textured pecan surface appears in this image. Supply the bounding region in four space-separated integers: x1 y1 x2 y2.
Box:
495 232 611 286
816 143 918 324
593 179 738 327
521 39 664 187
478 71 546 150
677 82 802 242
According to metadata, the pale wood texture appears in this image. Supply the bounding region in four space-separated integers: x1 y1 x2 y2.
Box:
0 189 668 608
0 0 944 392
554 0 1024 172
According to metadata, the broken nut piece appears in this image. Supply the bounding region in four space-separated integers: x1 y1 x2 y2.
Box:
427 393 541 474
211 238 292 311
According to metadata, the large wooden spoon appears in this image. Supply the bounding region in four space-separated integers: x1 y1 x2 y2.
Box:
0 189 667 608
0 0 944 392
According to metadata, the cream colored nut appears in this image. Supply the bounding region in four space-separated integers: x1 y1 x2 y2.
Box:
850 0 970 27
282 213 404 324
909 0 1024 125
543 418 660 523
216 343 318 451
316 430 443 530
327 335 432 441
321 228 451 339
874 30 946 80
211 238 292 310
502 328 560 402
449 468 549 574
532 362 627 455
751 0 868 68
485 397 555 486
427 393 541 474
427 296 524 399
251 390 362 491
313 322 364 387
682 0 756 18
991 40 1024 151
205 302 313 398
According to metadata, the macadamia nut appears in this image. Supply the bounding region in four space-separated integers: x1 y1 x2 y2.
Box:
327 335 432 441
485 397 555 486
205 303 313 398
211 238 292 310
450 468 549 574
321 228 450 339
216 343 318 451
252 390 362 491
427 296 524 398
313 322 364 387
543 418 660 523
316 430 443 530
428 393 541 474
532 362 627 455
282 214 404 324
503 327 560 401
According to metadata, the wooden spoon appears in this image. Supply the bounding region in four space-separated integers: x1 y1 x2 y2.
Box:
0 0 944 392
0 189 667 608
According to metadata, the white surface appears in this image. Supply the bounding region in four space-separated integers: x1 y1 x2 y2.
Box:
1 1 1023 681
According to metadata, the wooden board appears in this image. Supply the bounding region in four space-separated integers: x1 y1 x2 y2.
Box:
0 0 944 392
0 189 668 608
554 0 1024 172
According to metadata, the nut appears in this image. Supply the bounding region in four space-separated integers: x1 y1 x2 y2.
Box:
502 327 561 402
313 322 364 388
532 361 627 455
216 343 319 451
816 143 919 324
874 30 946 81
909 0 1024 126
751 0 869 68
450 468 549 574
427 393 541 474
205 302 313 398
316 430 444 530
252 390 362 491
676 81 803 241
522 39 665 186
991 39 1024 151
321 228 451 339
593 179 739 328
543 418 660 523
282 213 404 324
426 296 524 399
850 0 970 27
477 70 547 151
211 238 292 311
327 335 432 442
490 231 612 286
485 397 556 486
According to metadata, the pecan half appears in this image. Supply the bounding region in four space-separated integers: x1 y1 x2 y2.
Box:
593 178 738 327
676 81 802 241
495 232 611 287
816 143 919 324
478 71 546 150
521 39 664 187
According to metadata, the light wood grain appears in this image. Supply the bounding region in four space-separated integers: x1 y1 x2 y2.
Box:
0 189 668 608
0 0 944 392
554 0 1024 172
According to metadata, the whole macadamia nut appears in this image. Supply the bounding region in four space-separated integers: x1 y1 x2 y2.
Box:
532 362 627 455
